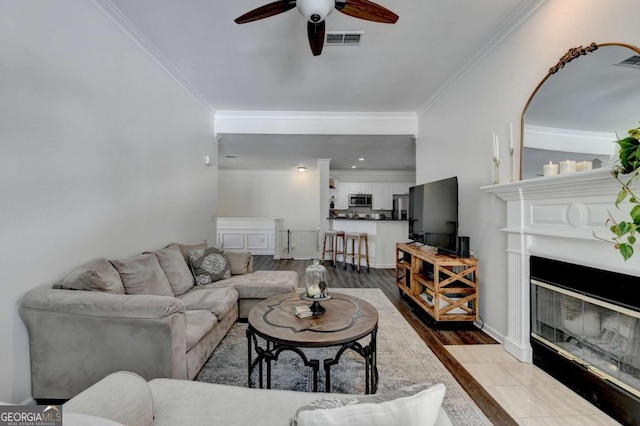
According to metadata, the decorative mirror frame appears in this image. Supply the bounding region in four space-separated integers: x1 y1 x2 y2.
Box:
519 42 640 180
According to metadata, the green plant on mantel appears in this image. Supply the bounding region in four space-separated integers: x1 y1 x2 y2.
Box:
606 123 640 260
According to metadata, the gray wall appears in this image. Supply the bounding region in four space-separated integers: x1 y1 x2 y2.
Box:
417 0 640 341
0 1 217 403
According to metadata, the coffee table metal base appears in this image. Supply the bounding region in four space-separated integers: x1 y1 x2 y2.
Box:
246 326 378 394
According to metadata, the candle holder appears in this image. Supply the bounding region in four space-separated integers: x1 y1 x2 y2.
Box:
509 148 514 182
493 157 500 185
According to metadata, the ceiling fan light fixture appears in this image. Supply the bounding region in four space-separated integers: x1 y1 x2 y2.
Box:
297 0 334 22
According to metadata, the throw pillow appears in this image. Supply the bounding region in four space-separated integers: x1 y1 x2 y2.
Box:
166 241 208 264
290 383 445 426
151 245 195 296
189 246 231 285
111 253 174 297
224 250 252 275
59 258 125 294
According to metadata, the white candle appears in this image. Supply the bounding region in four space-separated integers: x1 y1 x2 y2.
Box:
576 161 593 171
543 161 558 176
559 160 576 174
509 123 514 150
492 133 497 159
495 135 500 161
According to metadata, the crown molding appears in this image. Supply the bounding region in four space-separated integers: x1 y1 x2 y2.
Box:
214 110 418 136
219 169 320 175
417 0 549 117
215 111 417 120
89 0 215 116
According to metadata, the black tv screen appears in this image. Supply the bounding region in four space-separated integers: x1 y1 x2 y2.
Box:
408 177 459 254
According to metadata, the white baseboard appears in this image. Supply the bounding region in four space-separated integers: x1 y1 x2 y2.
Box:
475 321 506 344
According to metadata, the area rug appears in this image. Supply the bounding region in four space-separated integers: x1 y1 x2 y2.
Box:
196 288 491 425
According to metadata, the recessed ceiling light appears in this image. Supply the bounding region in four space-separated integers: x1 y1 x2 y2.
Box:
297 166 307 173
351 165 357 169
358 157 365 161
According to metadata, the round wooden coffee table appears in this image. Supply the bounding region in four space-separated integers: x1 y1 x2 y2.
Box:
247 292 378 394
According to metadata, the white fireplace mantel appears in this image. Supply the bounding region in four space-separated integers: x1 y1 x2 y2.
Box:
482 168 640 362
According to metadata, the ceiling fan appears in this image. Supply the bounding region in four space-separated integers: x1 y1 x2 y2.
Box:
234 0 399 56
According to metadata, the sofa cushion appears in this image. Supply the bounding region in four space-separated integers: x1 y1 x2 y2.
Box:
166 241 208 264
59 258 124 294
188 247 231 285
225 250 252 275
198 270 297 299
63 371 154 426
177 287 239 319
152 246 194 296
112 253 174 297
64 413 125 426
147 380 335 426
292 383 446 426
185 310 217 351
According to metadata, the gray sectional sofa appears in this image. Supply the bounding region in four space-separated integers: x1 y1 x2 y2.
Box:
20 243 298 400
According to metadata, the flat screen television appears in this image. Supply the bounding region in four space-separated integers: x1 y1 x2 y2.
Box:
408 176 459 255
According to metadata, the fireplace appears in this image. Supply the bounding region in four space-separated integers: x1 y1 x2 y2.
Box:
530 256 640 424
483 168 640 425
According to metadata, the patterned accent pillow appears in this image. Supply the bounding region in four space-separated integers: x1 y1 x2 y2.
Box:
189 247 231 285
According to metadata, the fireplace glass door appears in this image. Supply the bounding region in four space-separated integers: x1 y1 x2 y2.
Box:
532 279 640 397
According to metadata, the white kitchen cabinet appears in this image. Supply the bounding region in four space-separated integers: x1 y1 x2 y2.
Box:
336 182 349 209
372 183 394 211
381 183 394 210
371 183 383 210
359 183 372 194
347 183 372 194
392 183 411 195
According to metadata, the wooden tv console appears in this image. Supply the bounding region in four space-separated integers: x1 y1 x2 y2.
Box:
395 242 478 322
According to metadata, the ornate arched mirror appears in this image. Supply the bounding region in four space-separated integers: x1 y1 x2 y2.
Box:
520 42 640 179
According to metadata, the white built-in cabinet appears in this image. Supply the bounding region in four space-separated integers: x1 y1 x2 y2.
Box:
371 183 396 210
392 183 411 196
332 181 412 211
347 183 372 194
371 183 384 210
335 182 350 209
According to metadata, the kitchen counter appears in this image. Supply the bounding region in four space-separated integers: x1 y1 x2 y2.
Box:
327 219 408 268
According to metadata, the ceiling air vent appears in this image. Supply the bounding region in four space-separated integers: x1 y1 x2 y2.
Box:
614 55 640 70
326 31 364 46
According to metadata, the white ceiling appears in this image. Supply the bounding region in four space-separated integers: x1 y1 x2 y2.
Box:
103 0 529 170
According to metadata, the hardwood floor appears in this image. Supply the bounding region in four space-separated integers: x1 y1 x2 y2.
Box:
253 255 516 425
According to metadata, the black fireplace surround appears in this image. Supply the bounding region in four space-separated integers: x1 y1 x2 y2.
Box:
530 256 640 425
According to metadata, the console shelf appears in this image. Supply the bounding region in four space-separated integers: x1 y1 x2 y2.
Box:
396 242 479 322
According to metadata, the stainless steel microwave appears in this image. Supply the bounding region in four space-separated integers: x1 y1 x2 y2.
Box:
349 194 372 207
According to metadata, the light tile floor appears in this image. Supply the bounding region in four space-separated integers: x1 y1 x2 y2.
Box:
445 344 621 425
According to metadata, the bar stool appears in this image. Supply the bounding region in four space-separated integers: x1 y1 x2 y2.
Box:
344 232 370 273
321 231 345 266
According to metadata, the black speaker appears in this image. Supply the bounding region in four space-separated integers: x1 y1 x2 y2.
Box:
458 236 470 258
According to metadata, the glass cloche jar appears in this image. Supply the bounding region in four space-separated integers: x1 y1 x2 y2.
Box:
304 259 329 299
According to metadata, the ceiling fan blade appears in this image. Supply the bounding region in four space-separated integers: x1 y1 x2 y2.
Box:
235 0 297 24
307 20 326 56
335 0 399 24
